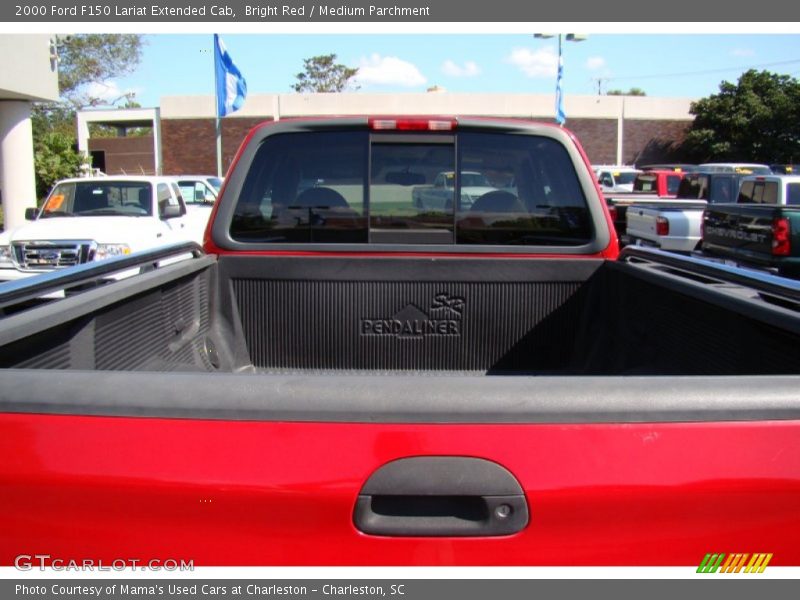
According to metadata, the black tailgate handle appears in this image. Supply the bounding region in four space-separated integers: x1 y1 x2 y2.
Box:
353 456 528 537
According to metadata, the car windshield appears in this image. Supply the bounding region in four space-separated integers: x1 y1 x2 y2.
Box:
460 173 492 187
615 172 638 185
208 177 223 192
177 180 216 205
41 181 153 217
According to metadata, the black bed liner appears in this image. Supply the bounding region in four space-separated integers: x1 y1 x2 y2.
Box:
2 247 800 377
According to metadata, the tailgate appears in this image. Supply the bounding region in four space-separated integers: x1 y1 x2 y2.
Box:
625 205 658 242
625 202 705 244
1 372 799 566
703 205 779 257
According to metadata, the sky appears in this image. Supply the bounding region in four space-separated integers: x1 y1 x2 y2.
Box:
101 33 800 107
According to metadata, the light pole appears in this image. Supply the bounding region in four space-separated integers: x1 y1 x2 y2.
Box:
533 34 587 126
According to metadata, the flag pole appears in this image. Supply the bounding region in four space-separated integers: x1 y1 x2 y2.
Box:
213 35 223 178
212 34 247 178
558 34 563 127
215 117 223 178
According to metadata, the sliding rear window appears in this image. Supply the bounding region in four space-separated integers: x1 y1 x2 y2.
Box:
738 180 779 204
230 130 592 246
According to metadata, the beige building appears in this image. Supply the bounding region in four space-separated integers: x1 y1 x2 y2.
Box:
0 35 59 231
79 92 696 177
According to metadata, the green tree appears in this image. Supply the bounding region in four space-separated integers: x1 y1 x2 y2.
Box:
31 102 81 200
33 132 84 200
292 54 359 93
32 35 144 198
607 87 646 96
683 69 800 163
57 34 143 107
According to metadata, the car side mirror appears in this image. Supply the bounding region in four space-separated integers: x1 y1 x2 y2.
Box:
25 207 39 220
161 204 184 219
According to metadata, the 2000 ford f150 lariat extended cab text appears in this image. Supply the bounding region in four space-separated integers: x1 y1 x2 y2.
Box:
1 117 799 566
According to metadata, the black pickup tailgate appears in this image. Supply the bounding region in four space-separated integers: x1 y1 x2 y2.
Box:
703 204 787 260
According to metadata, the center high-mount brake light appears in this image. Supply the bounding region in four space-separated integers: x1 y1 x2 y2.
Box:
369 118 457 131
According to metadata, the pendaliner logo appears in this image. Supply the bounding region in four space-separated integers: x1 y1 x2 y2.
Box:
360 293 465 338
697 553 773 573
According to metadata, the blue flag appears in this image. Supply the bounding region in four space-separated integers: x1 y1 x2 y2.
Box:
555 52 566 126
214 34 247 118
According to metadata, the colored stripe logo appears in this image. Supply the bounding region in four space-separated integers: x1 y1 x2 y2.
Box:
697 553 772 573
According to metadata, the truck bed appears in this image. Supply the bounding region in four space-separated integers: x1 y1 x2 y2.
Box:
2 247 799 377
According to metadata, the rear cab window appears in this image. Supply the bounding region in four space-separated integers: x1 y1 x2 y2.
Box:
787 183 800 206
229 127 594 248
738 180 779 204
677 175 709 200
633 175 656 193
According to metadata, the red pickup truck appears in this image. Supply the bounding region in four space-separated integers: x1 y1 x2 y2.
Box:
605 170 685 238
1 117 799 566
632 169 684 197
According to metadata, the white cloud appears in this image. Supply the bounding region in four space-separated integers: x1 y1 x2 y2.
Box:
84 80 140 105
442 60 481 78
354 54 427 88
586 56 606 71
506 47 558 78
731 48 755 57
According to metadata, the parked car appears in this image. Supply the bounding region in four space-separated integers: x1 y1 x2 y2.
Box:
604 170 684 240
592 165 641 193
0 176 202 283
701 174 800 277
622 170 757 252
172 175 222 237
625 199 708 252
173 175 221 209
631 170 683 197
675 170 752 204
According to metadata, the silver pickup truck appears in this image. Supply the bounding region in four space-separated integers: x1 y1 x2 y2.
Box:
625 199 708 253
624 171 755 253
